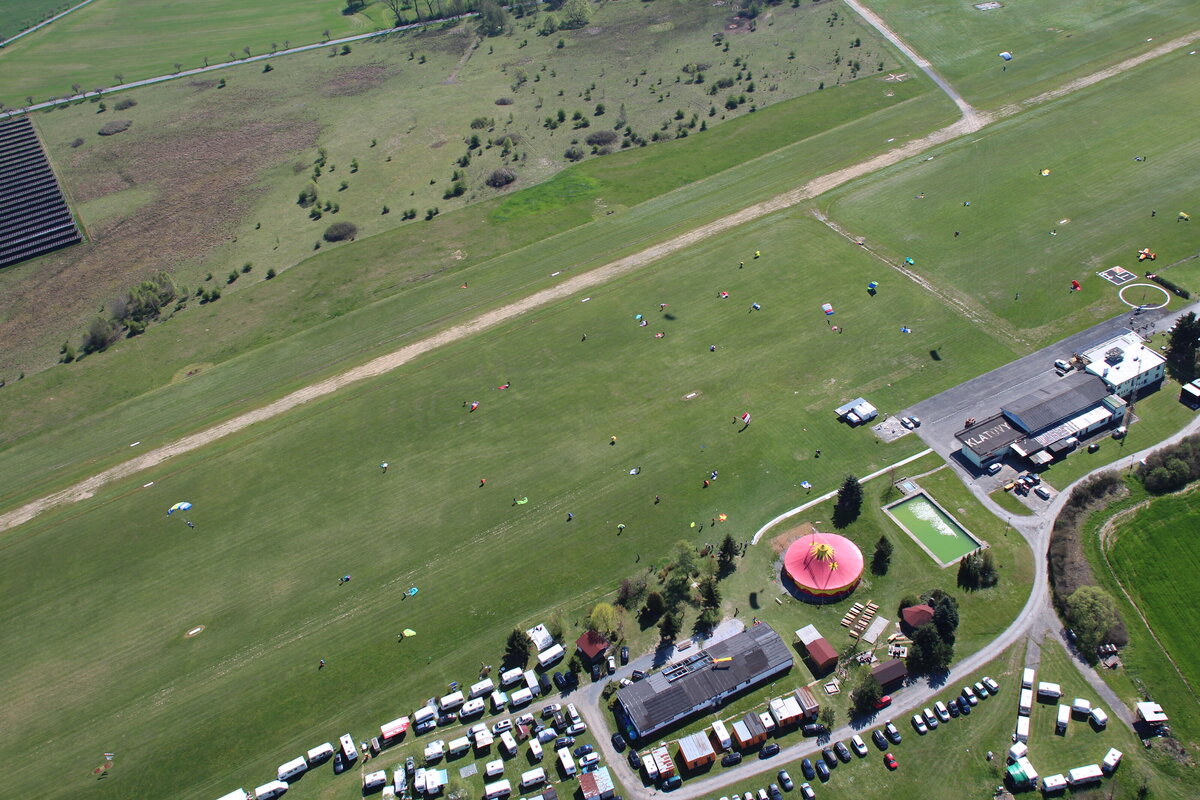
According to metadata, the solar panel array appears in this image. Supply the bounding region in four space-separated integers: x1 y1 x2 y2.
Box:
0 116 83 268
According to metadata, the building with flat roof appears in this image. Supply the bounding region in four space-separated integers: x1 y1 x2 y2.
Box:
1081 329 1165 399
1002 372 1111 433
677 732 716 770
614 623 793 741
579 767 615 800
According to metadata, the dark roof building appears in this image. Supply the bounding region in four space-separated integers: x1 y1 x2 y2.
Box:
804 637 838 674
872 658 908 689
1001 373 1111 433
575 631 610 662
614 622 793 741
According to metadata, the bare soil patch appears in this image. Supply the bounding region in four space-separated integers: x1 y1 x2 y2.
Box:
771 522 817 554
322 62 391 97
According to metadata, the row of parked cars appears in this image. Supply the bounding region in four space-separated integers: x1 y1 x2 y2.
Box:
911 676 999 735
716 770 816 800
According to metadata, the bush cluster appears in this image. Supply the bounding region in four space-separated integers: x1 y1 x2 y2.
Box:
1138 433 1200 494
323 222 358 242
1148 273 1190 299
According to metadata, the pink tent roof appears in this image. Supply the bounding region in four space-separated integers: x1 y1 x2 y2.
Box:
784 533 863 595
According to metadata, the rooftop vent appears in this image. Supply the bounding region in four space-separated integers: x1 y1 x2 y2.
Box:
1104 347 1124 364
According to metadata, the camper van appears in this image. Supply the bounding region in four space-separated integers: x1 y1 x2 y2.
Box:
470 679 496 699
277 756 308 782
1056 704 1071 733
306 743 334 764
364 771 389 791
1067 765 1104 786
711 720 732 751
339 734 359 763
557 748 577 777
537 644 565 669
484 780 512 800
528 738 543 761
500 668 523 687
508 688 533 709
521 767 547 789
253 780 290 800
439 691 466 711
460 698 485 719
1037 682 1063 699
1021 668 1035 689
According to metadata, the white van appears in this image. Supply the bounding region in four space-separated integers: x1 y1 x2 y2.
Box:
521 767 547 789
460 698 485 718
253 780 289 800
470 678 496 698
557 748 576 777
528 738 544 761
439 690 465 711
509 688 533 709
566 704 581 724
484 779 512 800
364 771 389 791
277 756 308 782
339 734 359 762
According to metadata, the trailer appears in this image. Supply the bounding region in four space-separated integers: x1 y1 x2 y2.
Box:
1018 688 1033 715
500 667 523 687
710 719 732 751
484 780 512 800
438 691 465 711
1056 704 1070 732
521 768 547 789
339 734 359 762
1101 748 1123 774
277 756 308 782
1042 774 1067 793
1021 668 1035 689
1091 707 1109 728
1037 682 1062 699
470 678 496 698
557 748 577 777
1014 715 1030 743
1067 765 1104 786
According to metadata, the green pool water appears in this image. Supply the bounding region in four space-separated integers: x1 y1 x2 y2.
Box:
886 493 981 564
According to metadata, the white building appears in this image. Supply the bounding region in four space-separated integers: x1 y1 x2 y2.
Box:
1081 330 1166 399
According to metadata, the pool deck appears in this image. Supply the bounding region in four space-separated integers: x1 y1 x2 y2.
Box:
883 488 987 567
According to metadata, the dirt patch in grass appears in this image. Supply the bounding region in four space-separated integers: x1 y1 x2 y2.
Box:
188 80 219 91
0 108 319 370
321 62 391 97
771 522 817 555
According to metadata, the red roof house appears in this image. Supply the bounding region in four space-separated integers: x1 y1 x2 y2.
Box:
575 631 610 662
900 603 935 631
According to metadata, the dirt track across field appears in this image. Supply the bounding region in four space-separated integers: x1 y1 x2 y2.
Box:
2 29 1197 535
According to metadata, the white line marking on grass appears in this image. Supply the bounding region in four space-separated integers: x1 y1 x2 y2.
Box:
750 448 933 544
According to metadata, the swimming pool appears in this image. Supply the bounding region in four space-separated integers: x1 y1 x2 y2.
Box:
884 492 983 566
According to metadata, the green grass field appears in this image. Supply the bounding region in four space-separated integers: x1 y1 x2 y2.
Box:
867 0 1200 110
822 48 1200 347
0 0 72 41
0 205 1030 800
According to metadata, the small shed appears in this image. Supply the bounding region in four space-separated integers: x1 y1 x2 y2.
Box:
678 731 716 770
793 686 820 719
900 604 934 631
1136 701 1168 723
575 631 610 663
739 712 768 748
730 720 755 751
872 658 908 689
651 745 675 778
803 637 838 673
579 767 615 800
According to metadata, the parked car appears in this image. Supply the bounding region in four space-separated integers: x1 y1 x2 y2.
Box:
982 676 1000 694
778 770 793 791
799 783 815 800
573 744 593 758
406 757 415 775
934 702 950 722
911 715 928 735
974 681 988 698
884 721 901 744
630 670 647 682
437 714 456 726
769 783 783 800
493 720 512 734
957 697 971 716
610 733 626 752
661 776 681 791
961 686 978 706
607 656 617 675
743 792 753 800
874 694 892 709
627 750 640 770
850 735 867 757
923 708 938 729
566 722 587 736
908 416 921 427
619 678 632 687
947 699 960 718
821 748 837 767
554 736 574 749
884 753 898 770
722 753 743 767
759 743 781 759
1054 359 1071 372
542 704 561 719
579 752 600 769
900 416 914 429
591 664 601 681
834 742 851 763
800 758 815 780
1035 486 1051 500
815 761 829 782
871 730 888 750
987 462 1003 475
516 713 535 727
757 788 768 800
620 646 629 665
801 723 828 737
553 672 567 690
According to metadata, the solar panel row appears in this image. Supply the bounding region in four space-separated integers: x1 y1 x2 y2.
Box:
0 116 83 268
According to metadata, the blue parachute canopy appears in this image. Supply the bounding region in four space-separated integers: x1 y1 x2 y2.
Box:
167 502 193 515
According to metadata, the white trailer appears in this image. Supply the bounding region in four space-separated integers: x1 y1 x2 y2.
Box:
528 738 543 761
1067 765 1104 786
215 791 249 800
306 743 334 764
413 706 437 728
438 690 465 711
1037 682 1062 699
1056 704 1070 732
460 698 485 718
508 688 533 709
521 767 547 789
711 719 732 751
364 771 389 791
500 731 518 756
1018 688 1033 715
1021 668 1035 688
490 690 509 712
1091 707 1109 728
1072 698 1092 716
339 734 359 762
253 780 289 800
448 737 471 756
277 756 308 782
470 678 496 698
523 669 541 696
557 747 577 777
1101 748 1123 774
484 780 512 800
641 754 658 780
500 667 523 687
537 644 565 668
1042 774 1067 793
1014 715 1029 743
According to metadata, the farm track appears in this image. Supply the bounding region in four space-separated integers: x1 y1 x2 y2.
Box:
1 27 1197 539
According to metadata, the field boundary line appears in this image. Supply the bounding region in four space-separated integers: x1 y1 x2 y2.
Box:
0 13 478 121
1097 489 1200 700
749 447 933 545
0 0 101 49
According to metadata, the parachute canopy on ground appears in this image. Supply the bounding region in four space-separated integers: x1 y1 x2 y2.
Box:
167 502 192 515
821 303 835 315
783 532 863 600
999 51 1013 61
402 629 417 638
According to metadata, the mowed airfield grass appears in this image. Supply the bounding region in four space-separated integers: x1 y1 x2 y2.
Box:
822 49 1200 347
867 0 1200 110
0 212 1016 800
